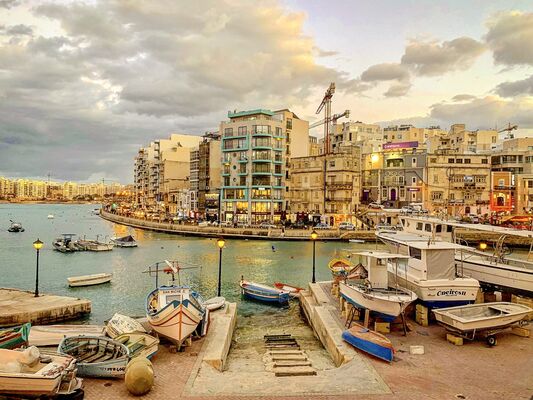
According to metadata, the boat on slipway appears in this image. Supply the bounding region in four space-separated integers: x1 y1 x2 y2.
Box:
342 323 395 363
29 325 106 347
274 282 304 297
58 336 129 378
376 230 480 309
239 278 290 305
115 332 159 360
0 323 30 349
339 252 417 322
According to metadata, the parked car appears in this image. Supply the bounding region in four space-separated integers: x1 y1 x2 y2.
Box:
219 221 232 227
339 222 355 230
198 221 210 227
368 202 384 209
258 222 277 229
315 222 331 230
291 220 308 229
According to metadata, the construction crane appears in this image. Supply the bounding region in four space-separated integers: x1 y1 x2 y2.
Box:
316 82 335 155
498 123 518 140
309 110 350 130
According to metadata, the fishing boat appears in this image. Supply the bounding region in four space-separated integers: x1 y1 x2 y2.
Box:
377 230 480 309
105 313 147 338
433 302 532 333
0 323 30 349
58 336 129 378
239 278 290 305
202 296 226 311
274 282 304 296
67 273 112 287
115 332 159 360
0 348 81 397
111 235 138 248
7 221 24 233
29 325 106 347
53 234 78 253
82 235 114 252
339 252 417 322
342 323 395 363
328 258 353 277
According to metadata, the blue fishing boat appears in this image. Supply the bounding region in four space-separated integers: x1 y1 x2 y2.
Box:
342 323 394 363
239 278 290 305
0 323 30 349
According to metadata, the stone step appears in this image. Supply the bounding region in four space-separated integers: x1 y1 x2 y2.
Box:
274 366 317 377
271 354 308 361
264 334 292 339
265 340 298 346
273 360 312 367
265 344 300 349
268 350 305 355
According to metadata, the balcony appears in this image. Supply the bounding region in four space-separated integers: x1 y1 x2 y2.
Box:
493 185 515 190
326 183 353 190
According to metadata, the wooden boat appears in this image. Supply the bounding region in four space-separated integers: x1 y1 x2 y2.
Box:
29 325 106 347
111 235 138 248
53 234 78 253
239 279 290 305
58 336 129 378
274 282 304 297
342 323 394 362
432 302 532 333
105 313 147 338
328 258 353 276
7 221 24 233
0 323 30 349
67 273 112 287
115 332 159 360
83 238 114 252
340 252 417 322
146 285 206 348
349 239 365 243
202 296 226 311
0 348 81 397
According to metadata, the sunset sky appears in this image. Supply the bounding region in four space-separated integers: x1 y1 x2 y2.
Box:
1 0 532 182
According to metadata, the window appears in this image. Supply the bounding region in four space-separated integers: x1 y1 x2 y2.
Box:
253 125 270 134
416 222 423 230
431 191 443 200
448 158 455 164
239 176 247 186
464 158 471 164
329 161 335 167
433 175 439 184
412 158 417 166
481 159 488 164
252 137 271 147
436 225 442 233
275 127 282 136
286 118 292 129
224 128 233 137
456 158 463 164
224 177 230 186
425 223 432 232
528 180 533 188
239 164 247 173
409 246 422 260
412 177 416 184
274 164 282 174
238 126 247 135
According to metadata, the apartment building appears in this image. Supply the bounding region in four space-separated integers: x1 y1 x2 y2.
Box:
219 109 287 225
427 123 498 154
425 154 491 215
383 125 446 149
189 147 200 214
198 133 221 220
289 144 361 225
332 121 383 153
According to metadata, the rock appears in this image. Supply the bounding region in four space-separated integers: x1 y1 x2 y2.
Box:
125 357 154 396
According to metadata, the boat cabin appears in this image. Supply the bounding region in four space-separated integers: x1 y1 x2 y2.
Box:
354 252 410 289
404 241 461 281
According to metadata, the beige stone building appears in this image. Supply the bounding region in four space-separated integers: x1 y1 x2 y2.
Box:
289 144 361 225
383 125 446 149
197 133 221 220
332 121 383 154
427 123 498 154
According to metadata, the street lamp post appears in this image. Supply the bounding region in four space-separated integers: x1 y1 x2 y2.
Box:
216 237 226 296
32 239 44 297
310 230 318 283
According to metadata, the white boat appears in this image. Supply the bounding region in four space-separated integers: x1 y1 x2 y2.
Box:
432 302 532 332
47 214 54 219
146 285 206 349
67 273 112 287
0 348 81 397
111 235 138 248
105 313 147 339
202 296 225 311
377 231 480 308
339 252 417 321
29 325 106 347
398 216 533 296
349 239 365 243
53 234 78 253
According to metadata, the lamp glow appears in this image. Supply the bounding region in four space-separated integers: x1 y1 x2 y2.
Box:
371 153 379 163
217 237 225 249
479 242 487 250
33 238 44 250
311 230 318 240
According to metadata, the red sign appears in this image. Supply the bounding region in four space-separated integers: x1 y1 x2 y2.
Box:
383 141 419 150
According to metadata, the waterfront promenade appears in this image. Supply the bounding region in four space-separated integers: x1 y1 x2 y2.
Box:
100 210 377 241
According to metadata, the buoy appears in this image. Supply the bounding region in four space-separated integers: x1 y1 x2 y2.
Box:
125 357 154 396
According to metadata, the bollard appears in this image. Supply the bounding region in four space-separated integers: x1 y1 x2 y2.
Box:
125 357 154 396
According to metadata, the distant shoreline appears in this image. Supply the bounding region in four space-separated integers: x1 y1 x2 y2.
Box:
0 200 101 205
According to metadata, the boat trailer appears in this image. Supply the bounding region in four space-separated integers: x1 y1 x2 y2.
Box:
437 319 529 347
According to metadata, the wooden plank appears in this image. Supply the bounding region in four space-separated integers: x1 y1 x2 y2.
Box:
271 355 308 361
264 334 292 339
273 361 312 367
274 366 317 377
268 350 304 355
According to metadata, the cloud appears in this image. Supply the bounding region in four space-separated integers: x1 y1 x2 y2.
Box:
401 37 485 76
0 24 33 36
485 11 533 66
360 63 409 82
451 94 478 102
0 0 352 181
0 0 19 9
495 75 533 97
384 82 411 98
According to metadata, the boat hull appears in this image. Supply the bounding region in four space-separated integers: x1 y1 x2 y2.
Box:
339 282 416 321
147 302 203 346
68 273 112 287
342 324 394 363
239 281 290 305
0 323 30 349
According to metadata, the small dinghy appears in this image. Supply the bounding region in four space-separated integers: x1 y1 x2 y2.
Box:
7 221 24 233
432 302 532 345
239 278 290 305
0 347 81 397
68 273 112 287
342 323 394 363
202 296 226 311
115 332 159 360
58 336 129 378
274 282 304 297
47 214 54 219
29 325 106 347
328 258 353 277
105 313 147 339
111 235 138 248
0 323 30 349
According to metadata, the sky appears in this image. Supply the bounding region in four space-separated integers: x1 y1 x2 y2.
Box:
0 0 532 183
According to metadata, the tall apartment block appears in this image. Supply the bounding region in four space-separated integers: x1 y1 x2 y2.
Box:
219 109 308 225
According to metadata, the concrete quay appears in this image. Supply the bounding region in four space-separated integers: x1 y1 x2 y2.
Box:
0 288 91 327
100 210 377 241
201 302 238 371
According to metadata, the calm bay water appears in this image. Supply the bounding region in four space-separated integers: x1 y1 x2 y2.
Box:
0 204 380 323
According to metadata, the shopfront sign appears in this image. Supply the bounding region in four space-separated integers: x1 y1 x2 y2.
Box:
383 141 419 150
